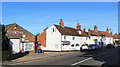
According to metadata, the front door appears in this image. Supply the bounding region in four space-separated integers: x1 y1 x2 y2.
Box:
9 39 20 54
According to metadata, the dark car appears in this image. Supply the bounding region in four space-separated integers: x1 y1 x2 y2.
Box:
106 44 115 48
88 44 99 50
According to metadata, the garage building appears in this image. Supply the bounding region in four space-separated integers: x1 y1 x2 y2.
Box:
5 23 35 54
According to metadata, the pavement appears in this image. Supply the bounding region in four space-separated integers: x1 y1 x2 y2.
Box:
2 47 120 67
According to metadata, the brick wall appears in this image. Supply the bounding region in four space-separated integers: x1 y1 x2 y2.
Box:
37 31 46 47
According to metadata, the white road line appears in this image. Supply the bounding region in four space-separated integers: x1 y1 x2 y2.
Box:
71 49 114 66
71 57 92 66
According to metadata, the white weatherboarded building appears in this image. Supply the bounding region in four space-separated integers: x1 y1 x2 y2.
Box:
42 19 89 51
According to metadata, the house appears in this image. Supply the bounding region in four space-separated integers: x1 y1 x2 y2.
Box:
84 26 102 45
5 23 35 54
97 27 113 45
38 19 89 51
112 33 119 43
84 26 114 47
98 28 113 45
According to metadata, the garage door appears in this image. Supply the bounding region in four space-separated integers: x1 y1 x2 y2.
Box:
9 39 20 54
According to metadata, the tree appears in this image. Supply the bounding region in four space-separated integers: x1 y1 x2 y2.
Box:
35 33 40 41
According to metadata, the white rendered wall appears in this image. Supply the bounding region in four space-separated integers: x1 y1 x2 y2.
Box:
9 39 20 54
61 35 89 50
89 36 102 45
105 37 113 45
45 25 62 51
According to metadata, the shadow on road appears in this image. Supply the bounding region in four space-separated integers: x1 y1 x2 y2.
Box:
7 52 29 61
79 48 119 67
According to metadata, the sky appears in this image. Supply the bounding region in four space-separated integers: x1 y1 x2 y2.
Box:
2 0 120 2
2 2 118 35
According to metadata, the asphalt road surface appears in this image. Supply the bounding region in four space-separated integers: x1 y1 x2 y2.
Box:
2 47 120 67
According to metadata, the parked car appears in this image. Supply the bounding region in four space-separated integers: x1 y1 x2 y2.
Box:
106 44 115 48
117 44 120 47
80 44 88 51
88 44 99 50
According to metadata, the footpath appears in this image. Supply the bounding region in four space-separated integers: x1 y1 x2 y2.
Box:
2 51 72 65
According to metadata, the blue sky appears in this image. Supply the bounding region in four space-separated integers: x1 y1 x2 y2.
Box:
2 2 118 35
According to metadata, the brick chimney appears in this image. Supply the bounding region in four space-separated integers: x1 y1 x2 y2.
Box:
83 28 86 32
88 28 91 36
106 27 109 33
110 32 113 35
59 19 64 27
94 25 98 32
115 33 117 35
76 23 81 30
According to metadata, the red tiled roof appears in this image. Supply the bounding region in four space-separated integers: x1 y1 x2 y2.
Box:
90 30 101 36
112 34 119 39
98 31 111 37
54 24 88 37
5 23 35 42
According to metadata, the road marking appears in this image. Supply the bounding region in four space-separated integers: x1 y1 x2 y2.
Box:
71 57 92 66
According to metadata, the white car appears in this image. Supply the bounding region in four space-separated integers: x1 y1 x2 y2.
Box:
80 44 89 51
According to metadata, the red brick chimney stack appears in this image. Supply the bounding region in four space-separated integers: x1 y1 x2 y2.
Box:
115 33 117 35
88 28 91 36
94 25 98 32
76 23 81 30
59 19 64 27
106 27 109 33
110 32 113 35
83 28 86 32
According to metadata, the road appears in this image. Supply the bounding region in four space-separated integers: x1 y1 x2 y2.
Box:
2 47 119 67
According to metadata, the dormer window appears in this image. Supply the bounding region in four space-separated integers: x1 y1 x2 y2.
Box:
78 31 81 34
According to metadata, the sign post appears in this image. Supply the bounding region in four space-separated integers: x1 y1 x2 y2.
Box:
21 35 26 53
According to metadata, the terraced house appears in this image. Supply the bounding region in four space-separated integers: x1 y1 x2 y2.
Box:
85 26 114 47
38 19 89 51
112 33 119 43
38 19 116 51
98 27 113 45
84 26 102 45
5 23 35 54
